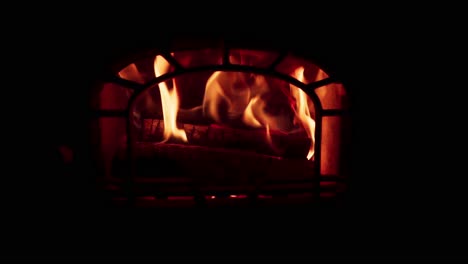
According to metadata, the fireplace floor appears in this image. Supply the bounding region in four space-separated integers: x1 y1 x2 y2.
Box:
101 178 344 208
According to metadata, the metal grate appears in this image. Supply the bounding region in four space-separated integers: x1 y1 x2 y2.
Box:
92 47 349 207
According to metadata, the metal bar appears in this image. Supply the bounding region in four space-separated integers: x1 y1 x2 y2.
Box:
314 109 323 204
119 63 345 206
268 51 287 70
124 92 141 208
139 63 325 133
126 82 146 207
105 75 145 91
160 52 183 70
107 175 346 206
305 77 339 91
110 189 342 198
108 176 346 185
145 65 310 95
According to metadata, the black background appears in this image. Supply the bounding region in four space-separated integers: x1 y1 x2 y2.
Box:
2 4 465 261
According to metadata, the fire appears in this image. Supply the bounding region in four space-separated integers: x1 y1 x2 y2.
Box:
203 72 272 125
243 96 284 154
203 71 234 123
154 55 188 143
290 67 315 160
201 69 316 159
242 96 263 127
265 124 278 153
120 64 156 130
118 63 145 84
145 55 315 159
204 72 287 153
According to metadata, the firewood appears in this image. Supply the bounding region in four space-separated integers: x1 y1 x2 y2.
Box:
141 119 312 158
132 142 316 183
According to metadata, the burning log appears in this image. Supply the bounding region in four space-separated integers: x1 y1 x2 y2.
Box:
141 119 311 158
132 142 316 184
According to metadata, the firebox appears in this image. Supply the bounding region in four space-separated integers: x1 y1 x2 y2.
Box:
90 37 351 208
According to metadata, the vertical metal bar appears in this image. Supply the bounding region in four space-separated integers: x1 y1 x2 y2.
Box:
306 77 339 91
268 51 287 71
314 110 323 205
304 88 323 206
125 108 135 208
110 60 337 208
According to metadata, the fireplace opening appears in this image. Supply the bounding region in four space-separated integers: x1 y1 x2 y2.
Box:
91 46 351 208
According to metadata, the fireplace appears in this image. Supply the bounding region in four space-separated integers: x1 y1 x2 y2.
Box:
89 36 351 208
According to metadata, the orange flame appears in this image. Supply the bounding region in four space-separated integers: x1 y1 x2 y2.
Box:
242 96 283 153
242 96 263 128
154 55 187 143
241 93 287 131
118 63 145 84
203 72 297 155
203 72 289 130
290 67 315 160
201 68 316 160
265 124 277 152
203 71 234 123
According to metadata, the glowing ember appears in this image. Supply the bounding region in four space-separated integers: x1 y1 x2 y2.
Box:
290 67 316 160
229 194 248 199
154 55 188 143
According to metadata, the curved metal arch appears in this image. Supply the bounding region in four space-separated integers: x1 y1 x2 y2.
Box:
122 64 333 186
125 65 325 158
92 44 351 206
127 64 325 113
105 58 349 206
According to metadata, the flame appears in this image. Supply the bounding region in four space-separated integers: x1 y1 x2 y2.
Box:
147 62 315 159
118 63 145 84
243 97 282 153
241 93 288 130
203 71 233 123
154 55 187 143
290 67 315 160
203 72 294 155
204 72 289 129
242 96 263 127
265 124 274 149
203 72 286 153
